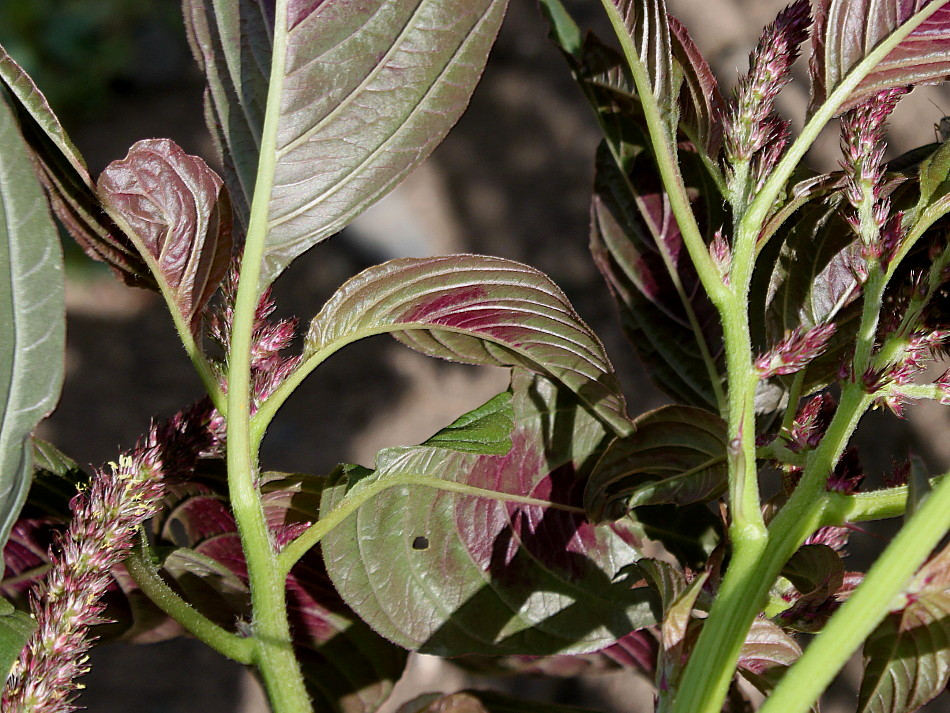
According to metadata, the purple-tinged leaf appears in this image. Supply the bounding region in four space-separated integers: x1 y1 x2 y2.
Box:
395 690 607 713
585 405 727 523
756 191 865 395
591 118 724 409
778 544 847 633
668 15 724 157
453 627 659 677
321 372 655 656
182 0 273 229
0 43 151 286
738 617 803 675
810 0 950 115
858 543 950 713
609 0 678 133
735 618 808 707
304 254 629 434
247 0 507 287
98 139 233 333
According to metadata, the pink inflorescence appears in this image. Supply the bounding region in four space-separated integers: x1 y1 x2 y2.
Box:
754 323 836 379
724 0 811 167
2 406 213 713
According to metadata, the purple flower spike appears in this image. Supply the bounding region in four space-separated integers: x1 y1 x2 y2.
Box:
725 0 812 164
2 408 212 713
755 323 837 379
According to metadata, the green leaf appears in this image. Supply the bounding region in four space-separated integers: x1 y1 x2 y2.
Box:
810 0 950 115
858 543 950 713
230 0 508 287
537 0 583 58
321 372 655 656
300 254 629 435
0 94 65 573
395 689 607 713
584 405 727 522
97 138 233 333
0 603 34 680
421 391 513 455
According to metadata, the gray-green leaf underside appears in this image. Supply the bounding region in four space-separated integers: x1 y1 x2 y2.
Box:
0 95 65 571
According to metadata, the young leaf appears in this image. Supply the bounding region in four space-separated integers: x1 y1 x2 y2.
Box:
591 140 724 409
810 0 950 115
321 372 656 656
422 391 513 455
0 44 151 285
585 405 727 522
0 95 65 573
235 0 508 287
300 254 629 434
98 139 233 333
608 0 678 135
857 543 950 713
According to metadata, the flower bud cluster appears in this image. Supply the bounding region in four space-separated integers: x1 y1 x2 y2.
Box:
754 324 836 379
208 259 301 409
839 88 908 255
2 407 212 713
783 392 837 453
724 0 810 173
863 330 950 416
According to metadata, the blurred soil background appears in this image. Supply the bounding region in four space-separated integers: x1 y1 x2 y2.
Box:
2 0 948 711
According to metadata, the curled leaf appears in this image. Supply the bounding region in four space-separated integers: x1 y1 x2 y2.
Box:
304 254 629 434
0 43 151 285
585 405 727 522
98 139 233 332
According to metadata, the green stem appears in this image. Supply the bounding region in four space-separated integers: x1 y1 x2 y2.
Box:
225 1 310 710
102 208 226 414
125 544 254 664
277 474 584 579
598 0 727 309
759 471 950 713
825 475 947 524
720 296 765 538
671 387 873 713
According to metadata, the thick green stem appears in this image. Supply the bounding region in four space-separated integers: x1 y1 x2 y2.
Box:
125 545 254 664
760 471 950 713
671 387 873 713
225 1 310 710
719 291 765 538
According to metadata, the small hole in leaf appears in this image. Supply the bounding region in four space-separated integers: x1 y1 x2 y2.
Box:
412 536 429 550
